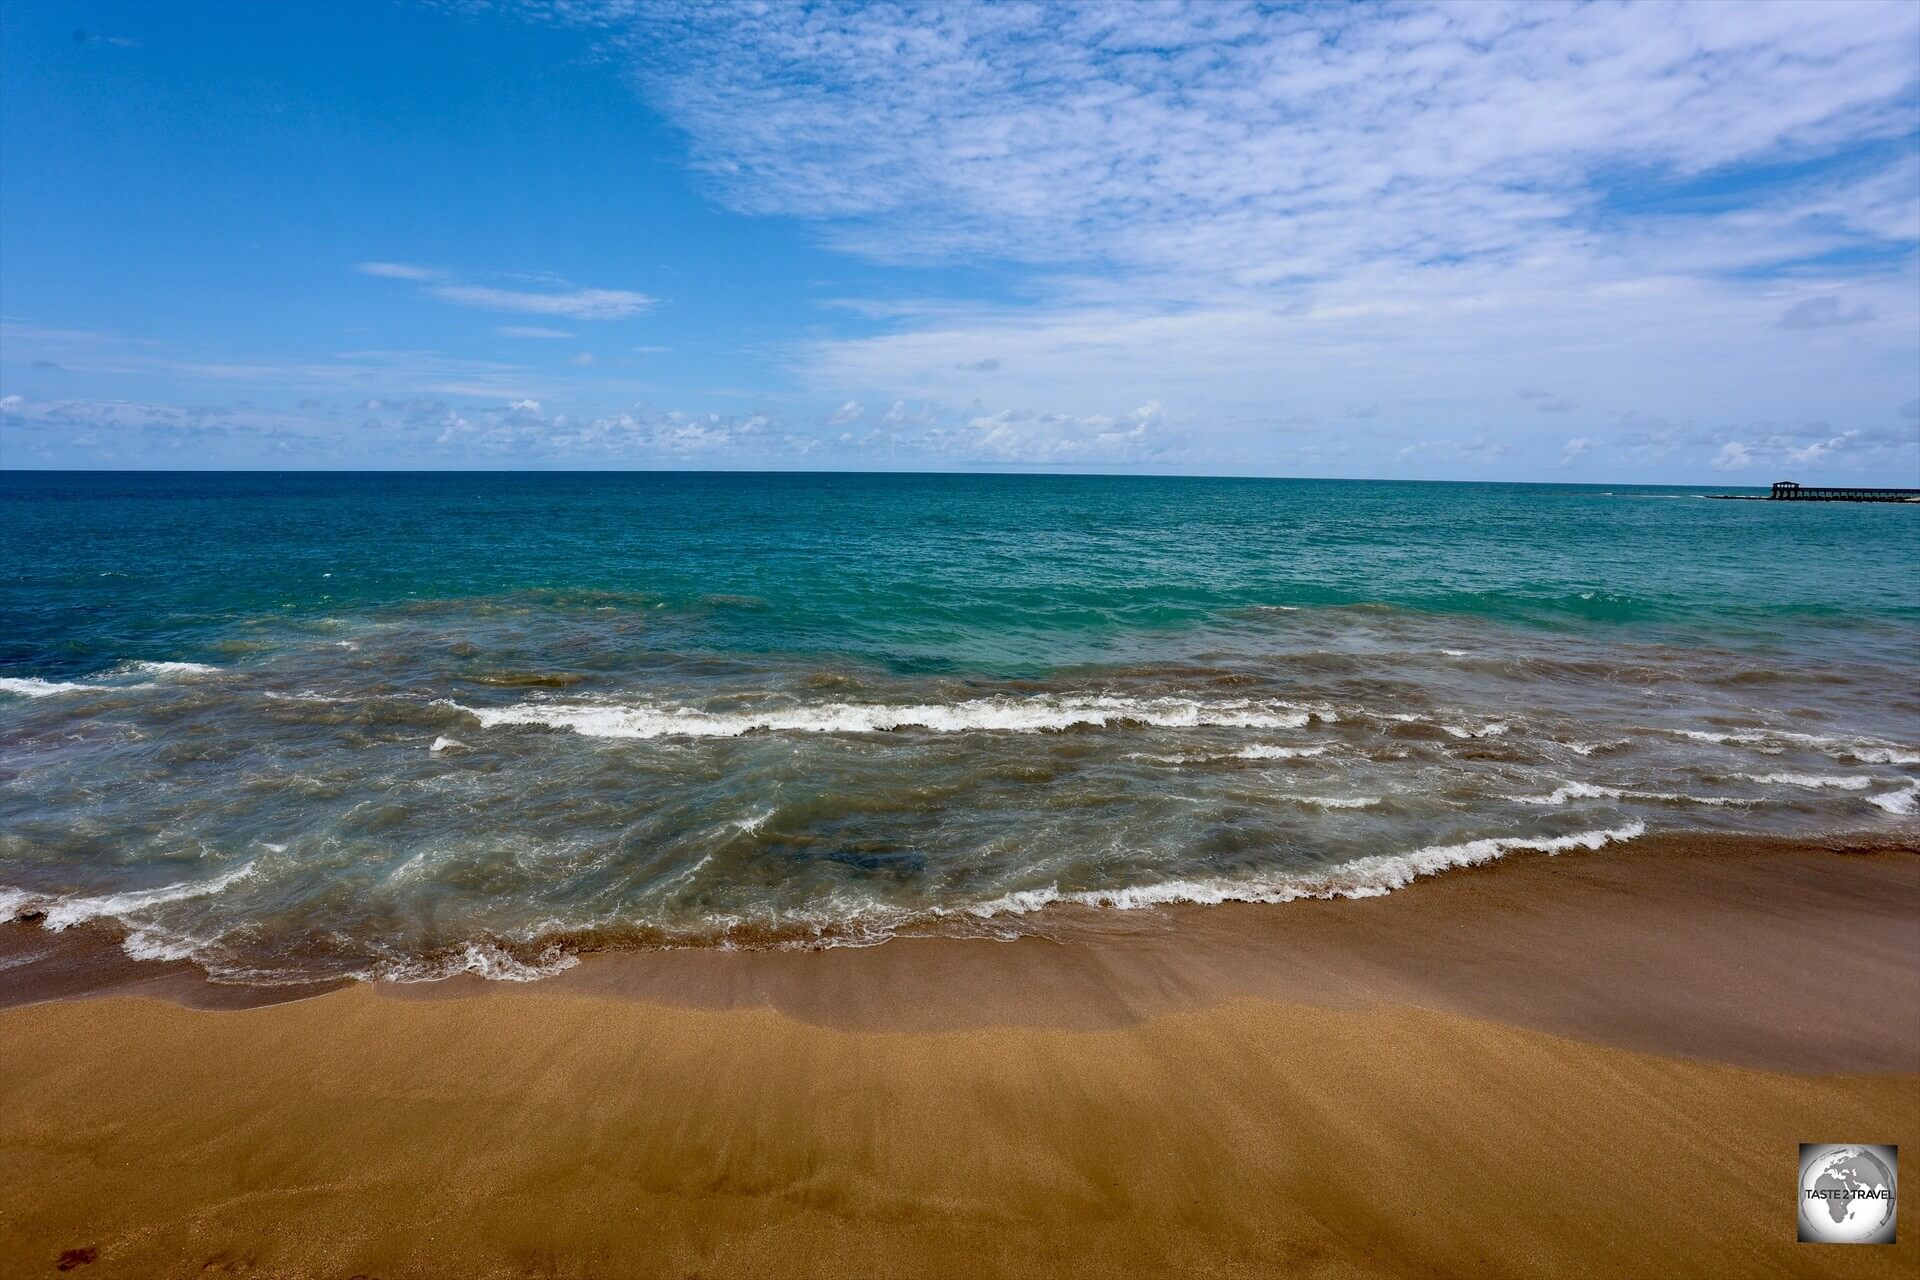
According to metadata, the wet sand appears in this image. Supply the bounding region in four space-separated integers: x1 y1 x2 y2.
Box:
3 833 1917 1278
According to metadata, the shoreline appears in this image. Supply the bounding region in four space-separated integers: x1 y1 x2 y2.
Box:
4 831 1918 1277
1 829 1913 1056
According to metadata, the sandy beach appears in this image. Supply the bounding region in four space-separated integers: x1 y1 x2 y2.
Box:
3 833 1917 1279
7 0 1919 1273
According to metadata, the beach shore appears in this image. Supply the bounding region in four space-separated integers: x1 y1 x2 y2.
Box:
4 833 1917 1278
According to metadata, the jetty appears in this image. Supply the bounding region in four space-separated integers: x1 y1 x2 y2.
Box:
1710 480 1920 502
1764 480 1920 502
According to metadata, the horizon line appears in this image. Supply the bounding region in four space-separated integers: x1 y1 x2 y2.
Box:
0 466 1833 490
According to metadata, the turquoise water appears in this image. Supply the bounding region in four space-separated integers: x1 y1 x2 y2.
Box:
3 472 1917 982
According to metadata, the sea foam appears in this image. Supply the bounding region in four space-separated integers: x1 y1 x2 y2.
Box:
1867 785 1919 816
0 660 214 698
954 822 1647 918
1738 772 1875 790
0 886 43 922
367 941 580 983
1516 781 1742 807
1675 728 1920 764
443 694 1320 739
1442 721 1509 739
1233 743 1329 760
35 861 258 932
0 677 92 697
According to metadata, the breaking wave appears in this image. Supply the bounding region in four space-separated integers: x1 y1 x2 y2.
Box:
954 823 1648 917
1674 728 1920 765
442 693 1326 740
0 677 91 698
1867 785 1919 816
0 660 219 699
6 860 259 932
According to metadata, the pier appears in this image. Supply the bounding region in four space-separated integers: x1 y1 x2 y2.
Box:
1765 480 1920 502
1707 480 1920 502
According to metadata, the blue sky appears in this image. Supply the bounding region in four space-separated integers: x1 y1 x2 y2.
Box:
2 0 1917 481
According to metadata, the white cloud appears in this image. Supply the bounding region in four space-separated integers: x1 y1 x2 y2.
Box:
939 399 1170 465
1777 296 1878 330
353 261 440 281
430 285 653 320
1397 438 1508 465
0 322 540 400
72 30 141 49
519 0 1920 471
7 383 1906 478
496 325 576 339
354 262 654 320
1711 426 1877 472
606 0 1918 274
1713 441 1755 470
1786 429 1859 464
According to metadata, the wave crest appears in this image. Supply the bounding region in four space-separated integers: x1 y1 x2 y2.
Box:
442 693 1324 740
953 822 1646 919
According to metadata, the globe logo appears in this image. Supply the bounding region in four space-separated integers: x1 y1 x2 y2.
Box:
1799 1144 1897 1244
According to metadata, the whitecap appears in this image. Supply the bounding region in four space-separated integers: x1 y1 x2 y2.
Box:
0 885 44 921
1739 773 1874 790
37 861 258 932
730 809 775 835
1563 739 1629 756
1516 781 1617 805
121 925 212 963
0 677 92 697
441 693 1318 740
430 736 467 753
1867 785 1918 816
1847 746 1920 766
1517 781 1742 807
954 822 1646 918
1674 728 1918 764
1 662 217 698
1675 733 1784 755
1124 743 1328 765
370 941 579 983
121 661 219 677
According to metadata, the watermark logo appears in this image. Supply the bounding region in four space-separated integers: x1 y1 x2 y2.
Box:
1799 1144 1897 1244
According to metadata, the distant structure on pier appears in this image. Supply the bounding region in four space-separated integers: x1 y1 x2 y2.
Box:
1767 480 1920 503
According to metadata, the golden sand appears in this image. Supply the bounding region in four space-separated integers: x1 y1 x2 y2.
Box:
3 837 1916 1278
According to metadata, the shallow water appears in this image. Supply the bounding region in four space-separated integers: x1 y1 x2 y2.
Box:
3 472 1916 982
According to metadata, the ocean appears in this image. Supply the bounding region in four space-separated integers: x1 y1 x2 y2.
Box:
2 471 1916 984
